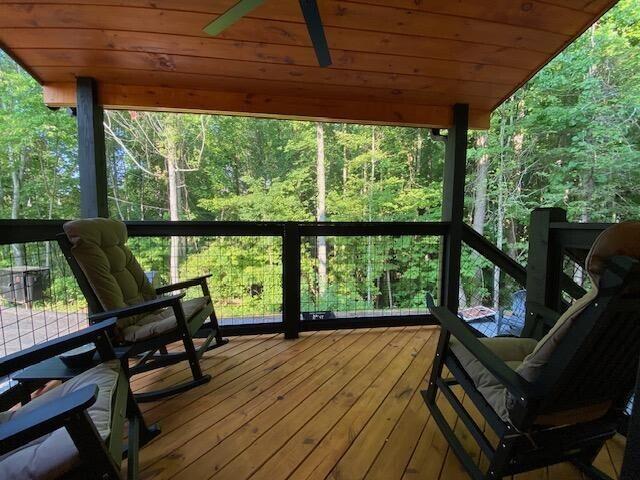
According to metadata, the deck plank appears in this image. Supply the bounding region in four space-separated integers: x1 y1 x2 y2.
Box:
210 328 407 480
289 328 431 480
138 331 337 470
130 334 266 387
142 332 323 427
134 327 625 480
151 328 378 479
250 328 418 480
327 329 437 480
140 330 363 479
363 374 434 480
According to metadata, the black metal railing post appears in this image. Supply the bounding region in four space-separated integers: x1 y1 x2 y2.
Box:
282 222 301 339
523 207 566 339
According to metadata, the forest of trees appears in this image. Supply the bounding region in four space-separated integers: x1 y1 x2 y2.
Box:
1 0 638 318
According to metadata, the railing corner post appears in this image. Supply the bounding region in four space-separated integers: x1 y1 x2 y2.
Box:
283 222 301 339
523 207 567 338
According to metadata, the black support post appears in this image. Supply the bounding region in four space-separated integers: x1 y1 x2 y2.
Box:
76 77 108 218
282 223 301 339
440 104 469 312
523 207 566 339
426 104 469 405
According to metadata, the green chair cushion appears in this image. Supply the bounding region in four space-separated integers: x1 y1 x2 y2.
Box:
64 218 158 333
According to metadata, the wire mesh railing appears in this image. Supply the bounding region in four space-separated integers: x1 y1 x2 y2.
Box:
457 224 529 337
0 220 448 354
459 241 526 337
0 241 88 356
562 252 591 305
300 234 440 322
128 235 283 326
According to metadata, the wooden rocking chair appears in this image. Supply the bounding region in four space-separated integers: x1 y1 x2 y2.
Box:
0 318 159 479
58 218 228 402
425 222 640 479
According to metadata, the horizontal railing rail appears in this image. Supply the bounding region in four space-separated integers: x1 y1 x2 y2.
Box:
460 224 527 337
461 224 526 287
549 221 612 250
0 220 450 243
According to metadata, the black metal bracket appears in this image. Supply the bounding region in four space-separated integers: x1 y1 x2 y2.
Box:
430 128 447 142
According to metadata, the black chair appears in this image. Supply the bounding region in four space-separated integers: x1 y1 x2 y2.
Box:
0 319 159 479
424 222 640 479
57 218 228 402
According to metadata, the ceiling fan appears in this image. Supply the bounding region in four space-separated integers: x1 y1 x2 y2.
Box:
203 0 332 67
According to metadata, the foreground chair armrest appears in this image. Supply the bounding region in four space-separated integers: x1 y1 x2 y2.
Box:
0 385 98 456
0 318 117 378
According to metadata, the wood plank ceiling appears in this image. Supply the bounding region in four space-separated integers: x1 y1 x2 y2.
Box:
0 0 618 128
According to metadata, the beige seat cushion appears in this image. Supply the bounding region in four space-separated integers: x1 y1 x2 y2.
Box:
449 337 537 422
512 222 640 401
122 296 212 342
448 223 640 426
0 360 121 480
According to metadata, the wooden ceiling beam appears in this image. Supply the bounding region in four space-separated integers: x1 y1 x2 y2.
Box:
32 66 499 110
43 82 491 129
2 1 615 127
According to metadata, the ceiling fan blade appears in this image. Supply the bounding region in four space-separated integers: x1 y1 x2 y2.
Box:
203 0 266 36
298 0 332 67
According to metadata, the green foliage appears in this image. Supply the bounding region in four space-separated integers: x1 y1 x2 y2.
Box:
0 53 78 220
180 237 282 317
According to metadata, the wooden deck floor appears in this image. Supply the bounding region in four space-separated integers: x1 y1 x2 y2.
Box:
131 327 625 480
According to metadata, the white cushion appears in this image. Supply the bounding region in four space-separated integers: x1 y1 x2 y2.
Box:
0 360 121 480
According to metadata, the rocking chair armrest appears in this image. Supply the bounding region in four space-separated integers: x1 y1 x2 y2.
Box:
88 293 185 323
0 319 117 377
432 305 539 401
0 384 98 456
155 274 212 294
526 301 561 327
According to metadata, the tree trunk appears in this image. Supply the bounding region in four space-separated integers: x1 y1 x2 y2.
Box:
573 25 598 287
315 122 328 299
494 113 508 312
464 133 489 309
166 121 181 284
472 133 489 235
342 125 348 185
11 151 27 266
509 97 526 260
366 127 376 305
